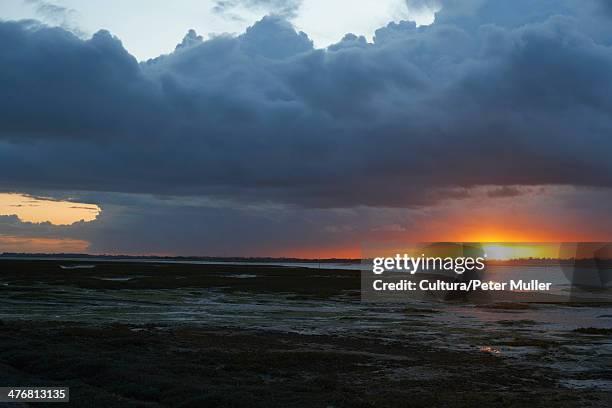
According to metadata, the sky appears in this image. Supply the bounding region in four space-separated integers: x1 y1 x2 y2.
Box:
0 0 438 60
1 0 612 257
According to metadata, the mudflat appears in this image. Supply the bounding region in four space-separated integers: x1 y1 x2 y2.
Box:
0 260 610 407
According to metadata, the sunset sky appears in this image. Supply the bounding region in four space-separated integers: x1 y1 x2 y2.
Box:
1 0 612 257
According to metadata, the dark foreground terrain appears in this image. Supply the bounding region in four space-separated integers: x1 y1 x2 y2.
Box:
0 260 611 407
0 321 609 407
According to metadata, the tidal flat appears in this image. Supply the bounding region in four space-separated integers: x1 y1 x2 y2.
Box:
0 260 611 407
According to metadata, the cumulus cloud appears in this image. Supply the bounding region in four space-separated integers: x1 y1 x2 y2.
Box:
1 1 612 213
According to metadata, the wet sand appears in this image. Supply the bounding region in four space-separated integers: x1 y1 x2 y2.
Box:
0 260 611 407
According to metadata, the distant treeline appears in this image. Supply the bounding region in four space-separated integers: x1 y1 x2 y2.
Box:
2 253 611 267
0 253 360 264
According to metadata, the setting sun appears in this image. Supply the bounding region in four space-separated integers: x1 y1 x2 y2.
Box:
480 243 560 260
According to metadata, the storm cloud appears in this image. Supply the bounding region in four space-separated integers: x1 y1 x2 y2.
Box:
2 0 612 211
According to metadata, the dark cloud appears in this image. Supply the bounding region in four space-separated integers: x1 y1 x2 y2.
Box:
1 1 612 211
4 186 612 256
0 196 380 256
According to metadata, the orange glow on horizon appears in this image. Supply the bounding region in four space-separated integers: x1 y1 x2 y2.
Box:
273 246 360 260
285 229 596 260
0 236 90 253
459 229 569 243
1 184 608 258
